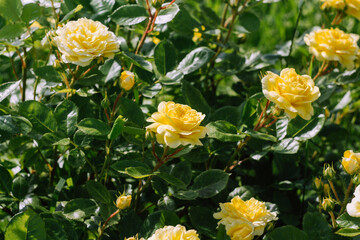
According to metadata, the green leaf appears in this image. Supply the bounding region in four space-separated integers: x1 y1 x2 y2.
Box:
174 190 198 200
238 12 260 33
60 4 83 23
245 129 277 142
99 59 121 83
177 47 215 75
156 172 187 190
142 83 162 98
86 180 112 204
0 80 21 102
276 118 289 140
206 120 246 142
0 23 26 41
336 228 360 237
264 225 309 240
64 198 98 220
54 100 79 136
21 3 41 23
111 160 150 173
19 101 57 134
189 206 218 238
334 91 351 111
5 209 46 240
303 212 332 240
210 106 244 126
0 115 32 135
108 115 125 140
125 166 154 179
228 186 255 201
0 0 22 22
0 165 12 194
43 218 68 240
77 118 110 136
182 80 211 115
122 126 146 135
170 161 192 186
155 3 179 24
111 5 147 25
271 138 300 154
337 213 360 229
121 52 153 72
12 176 29 199
191 169 229 198
33 66 62 83
118 98 145 127
154 40 177 75
90 0 115 15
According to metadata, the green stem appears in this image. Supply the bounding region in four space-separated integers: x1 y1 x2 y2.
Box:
98 209 120 239
287 0 304 62
340 179 353 214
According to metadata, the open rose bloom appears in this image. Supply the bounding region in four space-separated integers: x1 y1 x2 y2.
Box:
146 101 207 148
347 185 360 217
54 18 120 66
304 28 359 70
261 68 320 120
320 0 345 10
214 196 277 240
147 225 200 240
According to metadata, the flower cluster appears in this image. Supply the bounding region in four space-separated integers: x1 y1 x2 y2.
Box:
146 101 207 148
54 18 120 66
347 185 360 217
342 150 360 175
304 28 359 70
320 0 345 10
320 0 360 19
213 196 278 240
261 68 320 120
125 225 199 240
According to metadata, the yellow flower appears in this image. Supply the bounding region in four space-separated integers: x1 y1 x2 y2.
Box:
320 0 345 10
213 196 277 240
304 28 359 70
146 101 207 148
342 150 360 175
53 18 120 66
120 71 135 91
347 186 360 217
153 37 161 45
192 26 205 42
147 225 200 240
116 195 132 210
346 0 360 20
124 235 145 240
261 68 320 120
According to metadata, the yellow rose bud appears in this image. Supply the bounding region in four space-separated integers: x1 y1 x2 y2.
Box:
323 183 331 197
261 68 320 120
323 163 336 180
320 0 345 10
53 18 120 67
120 71 135 91
116 195 132 210
345 0 360 20
304 28 359 70
314 177 323 191
147 225 199 240
342 150 360 175
125 235 145 240
322 198 335 211
146 101 207 148
214 196 278 239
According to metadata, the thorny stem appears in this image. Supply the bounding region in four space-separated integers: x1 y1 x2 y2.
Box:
328 180 340 203
160 0 176 10
329 211 337 228
340 179 353 214
313 61 328 81
98 209 120 239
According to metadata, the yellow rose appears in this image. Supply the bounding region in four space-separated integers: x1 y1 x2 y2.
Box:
261 68 320 120
54 18 120 66
342 150 360 175
304 28 359 70
116 195 132 210
213 196 277 239
147 225 200 240
320 0 345 10
125 236 145 240
120 71 135 91
346 0 360 20
146 101 207 148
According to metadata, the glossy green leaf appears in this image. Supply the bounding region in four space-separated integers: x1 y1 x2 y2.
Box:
21 3 41 23
99 58 121 83
337 213 360 229
0 115 32 135
245 129 277 142
0 165 12 194
303 212 332 240
5 209 46 240
156 172 187 190
182 80 211 115
90 0 115 15
189 206 218 238
170 161 192 186
191 169 229 198
155 3 179 24
111 5 147 25
118 98 145 127
0 80 21 102
54 100 79 136
238 12 260 33
43 218 68 240
12 175 29 199
33 66 62 83
177 47 215 75
77 118 110 136
108 115 125 140
112 160 150 173
121 52 153 72
0 0 23 22
86 180 112 204
0 23 26 41
264 225 308 240
125 166 154 179
206 120 246 142
64 198 98 220
271 138 300 154
154 40 177 75
335 228 360 237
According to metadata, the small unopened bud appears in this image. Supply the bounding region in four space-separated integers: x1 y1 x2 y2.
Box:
323 183 331 197
323 163 336 180
101 93 110 109
120 71 135 91
314 177 323 191
322 198 335 212
116 194 132 210
237 33 247 44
